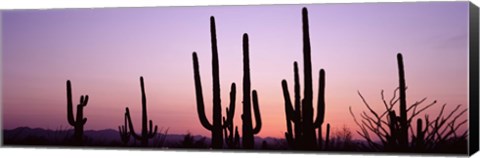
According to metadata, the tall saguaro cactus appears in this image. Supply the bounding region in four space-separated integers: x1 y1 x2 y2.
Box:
66 80 89 145
384 53 409 151
241 33 262 149
282 7 328 150
125 76 158 147
397 53 409 149
192 16 236 149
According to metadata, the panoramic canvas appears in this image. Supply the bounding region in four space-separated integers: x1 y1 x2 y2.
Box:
1 1 478 156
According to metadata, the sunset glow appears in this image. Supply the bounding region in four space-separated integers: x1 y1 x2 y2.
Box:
2 2 469 140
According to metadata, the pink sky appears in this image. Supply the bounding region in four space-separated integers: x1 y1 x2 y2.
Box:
2 2 469 139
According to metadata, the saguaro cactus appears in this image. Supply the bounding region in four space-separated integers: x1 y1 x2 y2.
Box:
324 123 330 150
413 118 426 151
241 33 262 149
192 16 236 149
384 53 409 151
397 53 409 150
125 76 158 147
66 80 89 145
119 111 130 145
223 115 239 149
281 7 328 150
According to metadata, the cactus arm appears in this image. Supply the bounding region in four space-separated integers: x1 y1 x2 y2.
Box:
223 83 236 128
81 95 89 107
222 117 229 145
125 107 142 140
118 126 124 139
293 62 301 122
292 62 303 146
282 79 295 147
119 125 130 143
252 90 262 134
66 80 76 125
314 69 325 127
77 95 89 125
192 52 213 130
81 118 87 125
119 111 130 143
325 123 330 150
282 80 295 119
148 120 158 138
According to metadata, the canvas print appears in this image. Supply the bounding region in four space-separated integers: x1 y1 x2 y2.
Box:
1 1 478 156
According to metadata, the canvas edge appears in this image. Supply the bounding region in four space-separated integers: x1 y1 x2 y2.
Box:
469 1 479 156
0 10 4 147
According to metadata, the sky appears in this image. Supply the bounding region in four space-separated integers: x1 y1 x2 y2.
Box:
1 2 470 139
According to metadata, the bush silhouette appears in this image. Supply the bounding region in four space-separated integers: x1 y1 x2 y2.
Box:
350 53 468 153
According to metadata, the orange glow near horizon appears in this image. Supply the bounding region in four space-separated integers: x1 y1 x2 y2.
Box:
2 2 470 141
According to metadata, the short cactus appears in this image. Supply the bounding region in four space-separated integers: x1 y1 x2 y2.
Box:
66 80 89 145
119 110 130 145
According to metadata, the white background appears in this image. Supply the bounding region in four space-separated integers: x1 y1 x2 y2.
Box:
0 0 478 158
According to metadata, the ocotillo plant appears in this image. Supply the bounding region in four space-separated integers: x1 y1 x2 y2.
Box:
119 110 130 145
192 16 236 149
241 33 262 149
125 76 158 147
66 80 89 145
281 7 328 150
350 53 468 152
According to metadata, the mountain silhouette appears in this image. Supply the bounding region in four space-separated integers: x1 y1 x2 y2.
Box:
3 127 293 149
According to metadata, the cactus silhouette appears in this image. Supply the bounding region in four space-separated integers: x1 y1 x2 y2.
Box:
125 76 158 147
397 53 409 150
350 53 468 152
192 16 236 149
413 118 426 151
281 7 328 150
119 110 130 145
241 33 262 149
66 80 89 145
383 53 409 151
324 123 330 150
223 115 239 149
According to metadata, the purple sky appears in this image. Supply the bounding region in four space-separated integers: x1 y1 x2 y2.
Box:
2 2 469 139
